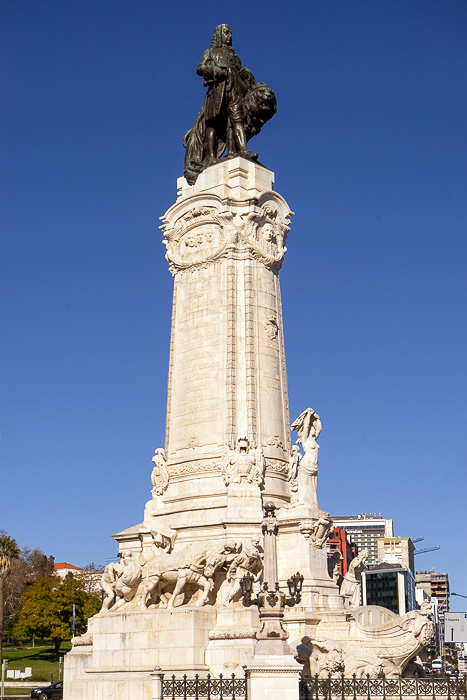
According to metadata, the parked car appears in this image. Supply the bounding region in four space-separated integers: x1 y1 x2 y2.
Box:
30 680 63 700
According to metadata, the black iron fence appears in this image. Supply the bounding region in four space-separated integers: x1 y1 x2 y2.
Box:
162 673 247 699
160 672 466 700
300 674 467 700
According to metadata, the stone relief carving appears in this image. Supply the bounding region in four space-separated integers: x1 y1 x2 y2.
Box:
151 448 169 496
399 601 434 642
328 550 343 587
340 549 369 608
264 315 279 340
187 435 203 449
161 205 239 275
139 528 177 567
241 204 291 269
71 621 93 647
208 628 256 640
221 437 265 486
71 630 93 647
294 602 435 678
295 635 344 678
223 537 263 606
287 445 301 506
264 458 289 476
300 516 333 548
140 539 240 609
100 561 122 612
290 407 322 509
266 434 283 448
100 553 143 612
167 458 222 477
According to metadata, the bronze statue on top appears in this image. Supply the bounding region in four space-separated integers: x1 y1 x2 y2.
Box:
183 24 277 185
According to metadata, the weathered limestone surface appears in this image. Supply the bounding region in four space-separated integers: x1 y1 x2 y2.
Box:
154 158 294 535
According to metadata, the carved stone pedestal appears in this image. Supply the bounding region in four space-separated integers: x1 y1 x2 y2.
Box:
226 483 263 522
244 655 301 700
205 607 260 675
277 511 344 616
66 608 217 700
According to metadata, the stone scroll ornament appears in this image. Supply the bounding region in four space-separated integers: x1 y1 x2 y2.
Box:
183 24 277 185
160 200 293 276
161 206 238 276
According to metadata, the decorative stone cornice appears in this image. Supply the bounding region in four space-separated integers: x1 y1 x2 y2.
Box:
160 190 293 275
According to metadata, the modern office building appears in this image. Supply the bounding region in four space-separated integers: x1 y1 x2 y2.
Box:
362 563 417 615
331 513 394 564
416 571 450 614
376 537 415 574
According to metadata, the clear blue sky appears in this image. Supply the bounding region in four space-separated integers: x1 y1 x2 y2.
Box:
1 1 466 606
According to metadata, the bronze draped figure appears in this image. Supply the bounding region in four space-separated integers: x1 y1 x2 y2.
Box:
183 24 277 185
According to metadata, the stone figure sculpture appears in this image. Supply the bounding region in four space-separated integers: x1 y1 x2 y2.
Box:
183 24 277 185
328 550 343 586
151 448 169 496
340 549 369 608
295 635 344 678
100 561 122 612
294 602 435 679
302 516 333 548
139 528 177 568
221 437 265 486
101 553 143 612
287 445 301 505
140 539 240 609
290 408 322 509
400 601 433 640
223 537 263 606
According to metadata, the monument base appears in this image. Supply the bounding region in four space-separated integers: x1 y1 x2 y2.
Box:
244 655 301 700
64 607 216 700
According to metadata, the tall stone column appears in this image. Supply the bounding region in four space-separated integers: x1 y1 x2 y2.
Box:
144 157 294 537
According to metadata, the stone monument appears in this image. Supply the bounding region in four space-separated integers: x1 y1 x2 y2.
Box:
64 25 434 700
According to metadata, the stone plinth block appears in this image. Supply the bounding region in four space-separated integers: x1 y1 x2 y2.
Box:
244 655 301 700
64 607 217 700
205 607 260 676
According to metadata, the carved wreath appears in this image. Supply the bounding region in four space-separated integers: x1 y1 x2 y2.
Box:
240 204 291 270
161 206 238 274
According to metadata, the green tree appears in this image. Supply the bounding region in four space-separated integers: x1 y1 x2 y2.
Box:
3 547 55 641
14 574 100 660
0 531 20 662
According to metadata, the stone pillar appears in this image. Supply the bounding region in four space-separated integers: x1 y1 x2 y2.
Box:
150 668 164 700
244 656 301 700
145 158 294 534
262 503 279 585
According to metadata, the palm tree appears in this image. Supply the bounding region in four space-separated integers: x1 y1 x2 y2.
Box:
0 532 20 663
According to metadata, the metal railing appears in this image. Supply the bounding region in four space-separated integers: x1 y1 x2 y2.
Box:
300 673 467 699
162 673 247 699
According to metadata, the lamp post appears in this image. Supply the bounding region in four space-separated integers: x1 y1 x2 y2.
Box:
240 503 303 655
452 593 467 600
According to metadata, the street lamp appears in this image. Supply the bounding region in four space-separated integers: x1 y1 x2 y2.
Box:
240 503 304 656
452 592 467 600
